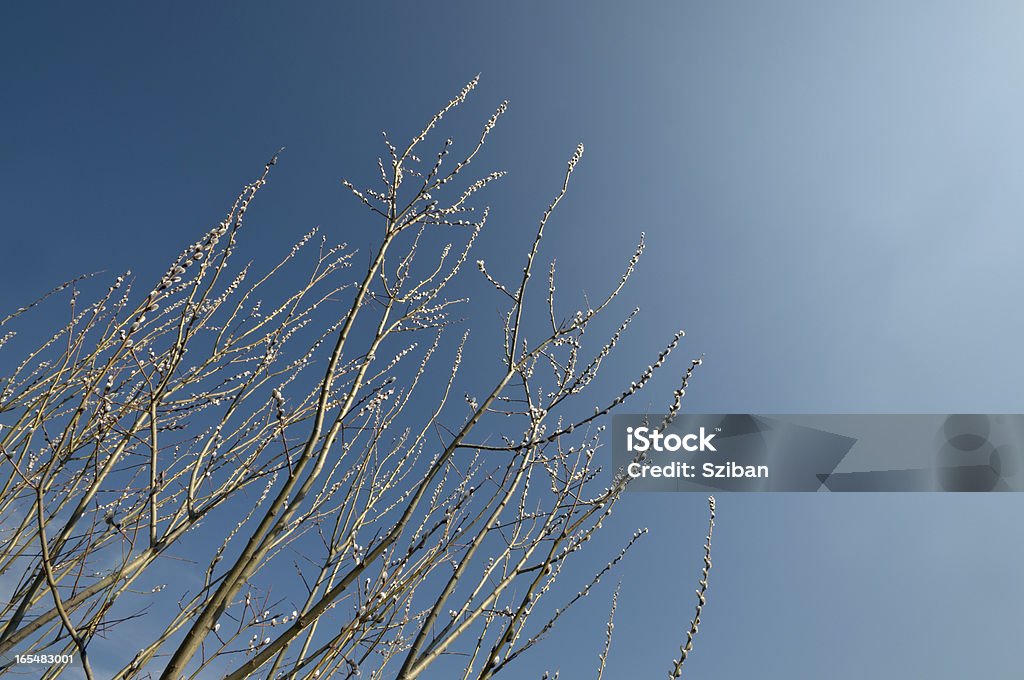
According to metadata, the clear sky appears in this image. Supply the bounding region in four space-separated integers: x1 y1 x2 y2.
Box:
3 2 1024 678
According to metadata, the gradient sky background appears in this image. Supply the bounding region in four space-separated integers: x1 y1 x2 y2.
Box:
3 2 1024 678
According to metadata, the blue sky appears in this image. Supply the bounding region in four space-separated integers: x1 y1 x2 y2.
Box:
3 2 1024 677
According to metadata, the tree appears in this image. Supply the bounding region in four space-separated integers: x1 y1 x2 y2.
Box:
0 76 714 679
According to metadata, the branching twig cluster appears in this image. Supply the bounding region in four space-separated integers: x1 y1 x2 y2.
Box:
0 76 715 679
